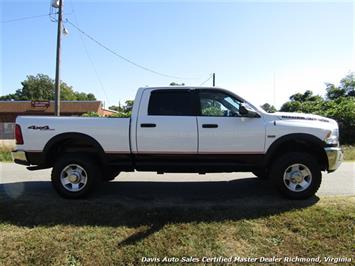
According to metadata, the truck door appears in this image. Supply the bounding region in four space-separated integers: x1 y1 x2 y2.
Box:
197 89 265 155
136 89 198 154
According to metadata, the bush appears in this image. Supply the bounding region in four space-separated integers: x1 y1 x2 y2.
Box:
108 112 131 118
81 111 131 118
81 112 100 117
281 96 355 144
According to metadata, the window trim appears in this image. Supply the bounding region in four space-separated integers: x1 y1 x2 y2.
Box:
197 89 244 117
197 89 260 118
147 89 199 116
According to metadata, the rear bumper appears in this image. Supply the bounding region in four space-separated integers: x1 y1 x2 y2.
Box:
324 147 343 172
11 150 30 166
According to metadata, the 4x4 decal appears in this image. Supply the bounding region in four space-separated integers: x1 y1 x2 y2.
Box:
28 125 54 131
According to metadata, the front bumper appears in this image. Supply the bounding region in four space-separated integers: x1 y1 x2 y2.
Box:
11 150 30 166
324 147 343 172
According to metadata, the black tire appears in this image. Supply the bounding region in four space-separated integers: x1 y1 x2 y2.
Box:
252 170 269 180
51 153 101 199
270 152 322 200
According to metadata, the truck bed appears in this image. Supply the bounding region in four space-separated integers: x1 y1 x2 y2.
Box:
17 116 131 153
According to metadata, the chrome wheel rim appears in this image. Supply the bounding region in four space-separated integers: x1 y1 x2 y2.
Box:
283 163 312 192
60 164 88 192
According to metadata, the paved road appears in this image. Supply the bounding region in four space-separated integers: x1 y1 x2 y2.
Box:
0 162 353 200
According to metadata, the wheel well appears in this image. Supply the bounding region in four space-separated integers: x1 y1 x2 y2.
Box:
43 133 105 167
266 138 328 171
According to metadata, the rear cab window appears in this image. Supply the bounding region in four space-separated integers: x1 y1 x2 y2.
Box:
148 89 196 116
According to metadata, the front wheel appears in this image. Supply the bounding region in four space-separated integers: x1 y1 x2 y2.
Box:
270 152 322 200
51 154 101 199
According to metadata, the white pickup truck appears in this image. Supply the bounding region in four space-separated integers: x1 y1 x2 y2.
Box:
12 86 343 199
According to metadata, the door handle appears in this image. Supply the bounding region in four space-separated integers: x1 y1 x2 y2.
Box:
202 124 218 128
141 123 156 128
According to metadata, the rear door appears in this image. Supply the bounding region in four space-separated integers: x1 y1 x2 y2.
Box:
136 89 198 153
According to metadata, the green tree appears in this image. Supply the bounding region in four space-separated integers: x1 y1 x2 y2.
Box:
340 73 355 97
108 111 131 118
108 102 123 112
108 100 133 118
81 112 100 117
289 90 323 103
0 74 96 101
325 83 346 100
281 90 323 112
21 74 54 100
109 100 134 113
280 73 355 144
280 101 302 112
326 73 355 100
123 100 134 112
260 103 277 113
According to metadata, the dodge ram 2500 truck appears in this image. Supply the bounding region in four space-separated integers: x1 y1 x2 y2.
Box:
12 86 343 199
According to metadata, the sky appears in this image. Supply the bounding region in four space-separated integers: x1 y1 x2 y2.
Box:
0 0 354 109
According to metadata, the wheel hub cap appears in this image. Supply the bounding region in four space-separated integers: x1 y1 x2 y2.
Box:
60 164 88 192
291 172 303 183
283 163 312 192
68 174 80 183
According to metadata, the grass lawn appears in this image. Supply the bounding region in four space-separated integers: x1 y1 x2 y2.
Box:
0 146 12 162
0 152 11 162
0 195 353 266
342 145 355 161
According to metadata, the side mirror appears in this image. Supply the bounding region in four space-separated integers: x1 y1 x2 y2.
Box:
239 104 259 118
239 105 248 115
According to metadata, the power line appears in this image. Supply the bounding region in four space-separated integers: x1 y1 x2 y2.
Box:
68 0 109 105
200 74 213 86
1 13 50 24
65 18 197 80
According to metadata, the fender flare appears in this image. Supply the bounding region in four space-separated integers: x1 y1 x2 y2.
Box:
264 133 326 166
42 132 106 164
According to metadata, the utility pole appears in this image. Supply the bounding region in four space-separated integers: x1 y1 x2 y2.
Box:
273 72 276 107
54 0 63 116
212 73 215 87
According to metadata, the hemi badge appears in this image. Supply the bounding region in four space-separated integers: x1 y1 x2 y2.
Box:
267 135 276 138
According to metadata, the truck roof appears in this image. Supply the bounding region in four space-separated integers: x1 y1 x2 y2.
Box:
139 86 224 90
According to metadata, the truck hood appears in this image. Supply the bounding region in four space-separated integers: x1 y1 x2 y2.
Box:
262 111 339 143
264 111 339 134
271 112 331 123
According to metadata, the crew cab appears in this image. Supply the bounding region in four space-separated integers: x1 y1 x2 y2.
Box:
12 86 343 199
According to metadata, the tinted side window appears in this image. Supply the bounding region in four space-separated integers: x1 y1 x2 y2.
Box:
199 91 243 117
148 90 195 116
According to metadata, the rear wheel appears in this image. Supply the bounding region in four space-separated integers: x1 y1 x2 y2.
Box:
270 152 321 199
51 153 101 199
